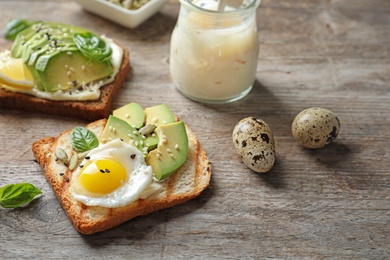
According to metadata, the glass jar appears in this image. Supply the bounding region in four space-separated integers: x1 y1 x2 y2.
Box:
170 0 261 104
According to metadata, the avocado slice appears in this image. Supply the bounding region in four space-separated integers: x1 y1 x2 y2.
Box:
113 102 145 129
144 104 175 127
35 50 112 92
100 115 146 155
10 22 112 92
144 134 159 151
146 121 188 180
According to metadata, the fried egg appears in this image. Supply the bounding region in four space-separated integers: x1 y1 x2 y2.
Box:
71 138 153 208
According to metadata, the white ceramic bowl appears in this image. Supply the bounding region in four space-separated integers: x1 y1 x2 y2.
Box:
74 0 168 28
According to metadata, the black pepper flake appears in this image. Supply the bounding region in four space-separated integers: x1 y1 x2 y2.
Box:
59 173 64 176
79 165 84 168
100 169 105 173
65 177 69 182
55 157 59 161
130 154 136 159
105 169 110 173
85 156 90 160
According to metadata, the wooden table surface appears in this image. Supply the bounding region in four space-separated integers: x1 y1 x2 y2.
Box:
1 0 389 259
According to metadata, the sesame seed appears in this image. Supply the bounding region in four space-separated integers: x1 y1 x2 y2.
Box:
152 118 158 123
133 131 138 135
67 71 71 76
157 150 162 155
157 153 161 159
81 65 85 71
162 139 167 144
166 148 172 153
175 144 180 150
67 51 72 55
169 154 175 159
105 169 110 173
125 114 130 118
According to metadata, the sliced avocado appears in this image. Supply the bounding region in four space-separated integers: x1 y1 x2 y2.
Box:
100 115 146 155
144 104 175 127
11 28 39 58
144 134 159 151
146 121 188 180
113 102 145 129
11 21 112 92
21 35 48 62
35 50 113 92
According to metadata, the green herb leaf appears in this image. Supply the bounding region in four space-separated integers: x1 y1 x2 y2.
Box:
0 183 42 208
73 32 112 62
70 126 99 152
4 19 39 41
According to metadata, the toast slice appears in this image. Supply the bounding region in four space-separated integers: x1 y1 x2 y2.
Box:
32 118 212 234
0 44 130 121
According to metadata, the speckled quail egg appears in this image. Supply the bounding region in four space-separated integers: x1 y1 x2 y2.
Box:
232 117 275 173
292 107 340 149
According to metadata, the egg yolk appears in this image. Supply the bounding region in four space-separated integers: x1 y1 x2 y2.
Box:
76 158 127 196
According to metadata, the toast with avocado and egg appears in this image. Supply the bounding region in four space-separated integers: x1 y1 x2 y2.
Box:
0 20 130 120
32 103 212 234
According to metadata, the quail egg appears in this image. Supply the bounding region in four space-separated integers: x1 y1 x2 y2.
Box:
232 117 275 173
292 107 340 149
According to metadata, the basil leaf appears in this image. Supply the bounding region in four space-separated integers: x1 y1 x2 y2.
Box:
0 183 42 208
73 32 112 62
4 19 39 41
70 126 99 152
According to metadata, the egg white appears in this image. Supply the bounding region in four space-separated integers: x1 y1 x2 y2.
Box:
70 138 153 208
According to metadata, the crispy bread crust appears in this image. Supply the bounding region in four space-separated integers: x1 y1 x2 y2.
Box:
0 43 130 121
32 119 212 234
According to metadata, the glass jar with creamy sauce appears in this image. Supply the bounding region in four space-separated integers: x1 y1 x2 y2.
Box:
170 0 261 103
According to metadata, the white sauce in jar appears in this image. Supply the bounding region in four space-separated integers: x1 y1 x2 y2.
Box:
170 0 260 103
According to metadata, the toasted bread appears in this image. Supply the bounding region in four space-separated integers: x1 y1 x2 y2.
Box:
0 44 130 121
32 118 212 234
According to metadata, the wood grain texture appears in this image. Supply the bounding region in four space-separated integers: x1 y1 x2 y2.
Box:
0 0 389 259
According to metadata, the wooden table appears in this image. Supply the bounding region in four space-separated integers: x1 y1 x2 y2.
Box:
1 0 389 258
